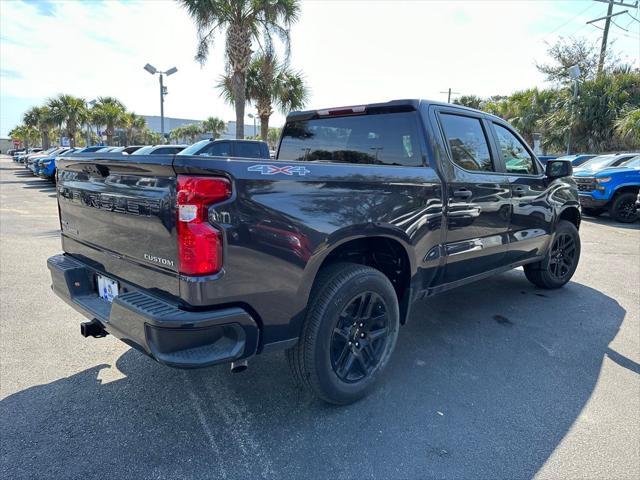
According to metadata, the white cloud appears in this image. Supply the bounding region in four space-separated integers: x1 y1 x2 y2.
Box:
1 0 638 137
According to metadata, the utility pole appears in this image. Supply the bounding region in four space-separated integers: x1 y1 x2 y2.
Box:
597 0 614 76
439 88 460 103
588 0 638 76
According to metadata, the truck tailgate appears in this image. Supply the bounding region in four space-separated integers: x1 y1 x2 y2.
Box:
56 153 180 298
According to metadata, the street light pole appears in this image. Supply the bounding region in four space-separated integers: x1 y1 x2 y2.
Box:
144 64 177 143
159 73 165 139
248 113 256 137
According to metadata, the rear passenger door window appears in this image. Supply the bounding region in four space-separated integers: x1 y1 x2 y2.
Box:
439 114 494 172
493 124 537 175
153 147 180 155
201 142 231 157
234 142 263 159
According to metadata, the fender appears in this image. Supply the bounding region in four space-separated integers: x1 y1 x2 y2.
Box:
285 223 417 338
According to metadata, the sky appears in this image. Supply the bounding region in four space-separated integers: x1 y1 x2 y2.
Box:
1 0 639 138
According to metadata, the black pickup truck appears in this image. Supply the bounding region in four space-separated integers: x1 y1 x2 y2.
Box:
48 100 581 404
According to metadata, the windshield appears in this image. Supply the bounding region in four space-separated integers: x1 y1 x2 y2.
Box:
176 139 210 156
620 156 640 168
131 146 154 155
577 155 617 171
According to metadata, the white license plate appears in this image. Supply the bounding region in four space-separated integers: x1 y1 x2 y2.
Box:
97 274 119 302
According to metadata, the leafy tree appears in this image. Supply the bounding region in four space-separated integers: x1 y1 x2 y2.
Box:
90 97 126 145
453 95 483 110
24 106 55 149
122 112 147 145
170 123 203 143
140 128 164 145
614 107 640 148
178 0 300 139
541 71 640 152
536 36 618 84
9 124 39 150
267 127 281 149
218 52 307 140
202 116 226 139
47 94 88 147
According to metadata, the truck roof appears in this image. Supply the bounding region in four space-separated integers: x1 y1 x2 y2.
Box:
286 99 503 122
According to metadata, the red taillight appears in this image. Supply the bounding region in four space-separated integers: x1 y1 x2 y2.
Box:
176 175 231 276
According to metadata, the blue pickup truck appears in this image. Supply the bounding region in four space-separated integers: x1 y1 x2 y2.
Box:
574 155 639 222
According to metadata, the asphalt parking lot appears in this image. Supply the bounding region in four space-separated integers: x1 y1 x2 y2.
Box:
1 154 638 479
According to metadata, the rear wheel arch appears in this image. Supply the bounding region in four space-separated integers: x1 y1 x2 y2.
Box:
298 234 414 332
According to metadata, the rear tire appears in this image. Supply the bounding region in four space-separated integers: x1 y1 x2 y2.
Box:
582 207 604 217
287 262 399 405
609 192 639 223
524 220 581 289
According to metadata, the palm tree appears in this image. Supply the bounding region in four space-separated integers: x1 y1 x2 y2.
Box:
91 97 126 145
122 112 147 145
202 116 226 139
9 124 39 150
218 52 307 140
47 94 88 147
141 128 164 145
172 124 203 143
267 127 281 149
178 0 300 139
24 106 56 149
614 108 640 148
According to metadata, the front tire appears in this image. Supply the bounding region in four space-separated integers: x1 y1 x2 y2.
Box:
287 262 399 405
609 192 639 223
524 220 581 289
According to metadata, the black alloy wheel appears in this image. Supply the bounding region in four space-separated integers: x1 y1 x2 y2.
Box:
614 196 638 222
548 233 577 281
330 292 390 383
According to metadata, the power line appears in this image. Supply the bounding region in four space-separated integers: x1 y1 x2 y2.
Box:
611 18 630 30
542 1 599 42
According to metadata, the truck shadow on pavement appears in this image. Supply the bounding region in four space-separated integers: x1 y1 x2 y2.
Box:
0 271 629 479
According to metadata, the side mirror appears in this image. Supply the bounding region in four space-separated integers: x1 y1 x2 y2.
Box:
545 159 573 180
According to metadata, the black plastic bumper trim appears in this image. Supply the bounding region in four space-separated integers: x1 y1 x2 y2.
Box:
47 254 259 368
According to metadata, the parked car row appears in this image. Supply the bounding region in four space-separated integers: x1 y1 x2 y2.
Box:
12 139 271 182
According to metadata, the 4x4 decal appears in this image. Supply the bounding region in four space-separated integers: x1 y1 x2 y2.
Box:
248 164 311 176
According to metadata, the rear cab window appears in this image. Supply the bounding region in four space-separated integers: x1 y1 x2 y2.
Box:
278 111 422 167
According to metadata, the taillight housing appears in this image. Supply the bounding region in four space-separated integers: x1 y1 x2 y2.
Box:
176 175 231 276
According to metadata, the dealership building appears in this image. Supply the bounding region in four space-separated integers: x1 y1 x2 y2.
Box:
142 115 259 140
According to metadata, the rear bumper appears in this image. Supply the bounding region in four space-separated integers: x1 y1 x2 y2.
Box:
47 254 259 368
